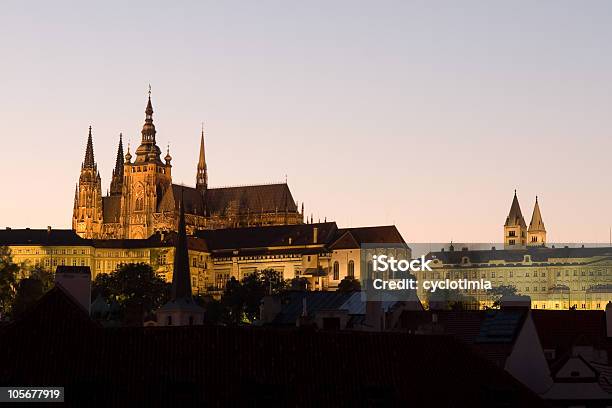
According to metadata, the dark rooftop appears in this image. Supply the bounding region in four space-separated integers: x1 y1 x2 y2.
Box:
0 288 545 407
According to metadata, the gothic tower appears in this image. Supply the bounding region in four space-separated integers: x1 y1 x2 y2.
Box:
156 195 204 326
109 133 124 196
196 125 208 192
120 89 173 239
72 126 103 238
504 190 527 249
527 196 546 247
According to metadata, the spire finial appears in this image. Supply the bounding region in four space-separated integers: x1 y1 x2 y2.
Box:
148 84 151 98
514 189 517 196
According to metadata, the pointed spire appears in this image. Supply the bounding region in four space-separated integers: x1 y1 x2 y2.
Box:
83 126 95 168
505 190 527 228
114 133 124 175
171 191 193 301
196 124 208 191
110 133 125 196
529 196 546 232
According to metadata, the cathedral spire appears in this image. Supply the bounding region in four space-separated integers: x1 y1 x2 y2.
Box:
110 133 124 196
83 126 95 168
134 86 161 163
196 124 208 191
171 193 192 301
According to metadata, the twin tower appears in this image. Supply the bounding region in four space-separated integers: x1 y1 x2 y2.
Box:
503 191 546 249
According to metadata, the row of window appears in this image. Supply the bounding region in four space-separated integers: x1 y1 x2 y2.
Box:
332 260 355 280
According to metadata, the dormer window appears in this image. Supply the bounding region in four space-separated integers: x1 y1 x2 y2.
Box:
524 255 531 262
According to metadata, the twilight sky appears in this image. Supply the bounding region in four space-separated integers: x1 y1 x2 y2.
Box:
1 1 611 243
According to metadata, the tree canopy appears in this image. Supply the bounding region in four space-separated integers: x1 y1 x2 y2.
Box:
92 263 170 317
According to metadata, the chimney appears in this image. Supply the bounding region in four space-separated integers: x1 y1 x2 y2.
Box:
606 301 612 338
365 301 384 331
500 294 531 310
313 227 318 244
47 226 52 233
54 266 92 314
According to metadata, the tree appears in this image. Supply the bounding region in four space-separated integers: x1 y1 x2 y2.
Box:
28 266 54 293
489 285 518 308
221 269 287 324
11 278 43 318
337 276 361 292
0 246 19 319
288 277 308 291
427 288 476 310
91 263 170 317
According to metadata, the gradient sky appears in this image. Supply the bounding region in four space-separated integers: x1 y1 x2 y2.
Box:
1 1 611 243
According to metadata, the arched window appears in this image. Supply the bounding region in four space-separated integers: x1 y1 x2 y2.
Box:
333 261 339 280
348 260 355 277
135 196 144 211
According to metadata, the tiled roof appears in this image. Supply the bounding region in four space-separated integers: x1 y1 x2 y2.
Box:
0 229 89 246
0 288 546 406
196 222 338 251
427 246 612 264
331 226 406 249
531 310 608 358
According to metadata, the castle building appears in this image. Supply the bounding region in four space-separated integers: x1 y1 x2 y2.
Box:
504 191 546 249
72 90 303 240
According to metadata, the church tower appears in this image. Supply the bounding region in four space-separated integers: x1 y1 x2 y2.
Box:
109 133 124 196
504 190 527 249
72 126 103 238
120 88 173 239
156 195 204 326
527 196 546 247
196 125 208 192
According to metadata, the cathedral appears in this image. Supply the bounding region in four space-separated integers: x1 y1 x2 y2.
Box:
72 91 303 239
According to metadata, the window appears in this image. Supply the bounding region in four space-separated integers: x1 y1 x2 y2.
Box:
509 271 513 278
333 262 339 280
192 257 197 267
509 231 516 237
167 316 172 326
509 239 515 245
135 197 144 211
348 260 355 277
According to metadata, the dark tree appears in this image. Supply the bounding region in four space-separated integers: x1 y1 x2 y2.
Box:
490 285 518 308
91 263 170 316
221 269 287 324
0 246 19 319
337 276 361 292
11 278 43 318
288 277 309 291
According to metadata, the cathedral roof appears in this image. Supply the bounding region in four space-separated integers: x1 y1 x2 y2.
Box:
0 228 89 246
504 191 527 228
158 183 299 217
528 197 545 232
206 183 298 215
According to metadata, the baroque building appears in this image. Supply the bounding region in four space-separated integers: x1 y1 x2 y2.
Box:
72 90 303 239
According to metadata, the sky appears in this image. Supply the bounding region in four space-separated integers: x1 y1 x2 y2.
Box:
1 0 611 243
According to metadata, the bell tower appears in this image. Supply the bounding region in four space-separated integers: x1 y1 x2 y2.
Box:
120 87 173 239
504 190 527 249
527 196 546 247
72 126 103 238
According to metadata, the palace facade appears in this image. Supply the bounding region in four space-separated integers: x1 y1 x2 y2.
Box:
1 223 407 295
72 91 303 240
413 192 612 310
